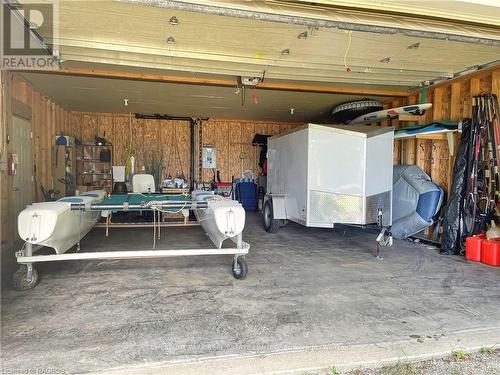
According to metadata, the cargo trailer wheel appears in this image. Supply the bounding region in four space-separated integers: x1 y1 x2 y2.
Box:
232 257 247 280
12 265 39 291
263 199 280 233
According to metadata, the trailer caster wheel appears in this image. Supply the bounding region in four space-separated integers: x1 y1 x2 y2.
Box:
232 257 247 280
12 265 39 291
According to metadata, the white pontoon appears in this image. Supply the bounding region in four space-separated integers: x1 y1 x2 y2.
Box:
191 190 246 248
17 190 105 254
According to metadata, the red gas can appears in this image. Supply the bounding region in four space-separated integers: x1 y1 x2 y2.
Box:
481 239 500 266
465 234 485 262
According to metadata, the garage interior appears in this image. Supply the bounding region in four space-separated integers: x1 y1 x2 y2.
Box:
1 1 500 374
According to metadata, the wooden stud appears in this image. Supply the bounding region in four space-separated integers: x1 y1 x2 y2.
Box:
470 78 481 97
430 87 450 193
391 99 402 165
492 70 500 98
450 82 461 120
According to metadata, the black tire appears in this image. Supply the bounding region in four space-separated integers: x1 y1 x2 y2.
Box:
257 186 265 212
12 265 39 291
330 99 383 124
232 257 247 280
263 199 280 233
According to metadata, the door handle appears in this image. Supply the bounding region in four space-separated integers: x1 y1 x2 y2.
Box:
13 187 19 191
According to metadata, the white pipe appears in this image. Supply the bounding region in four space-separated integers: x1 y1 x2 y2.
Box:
17 247 250 263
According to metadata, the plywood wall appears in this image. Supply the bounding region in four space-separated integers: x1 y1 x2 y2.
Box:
69 112 300 184
201 119 297 182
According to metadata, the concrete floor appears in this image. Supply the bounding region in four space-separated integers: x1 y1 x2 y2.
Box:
2 213 500 374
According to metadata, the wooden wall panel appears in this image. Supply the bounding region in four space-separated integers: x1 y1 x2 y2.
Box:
450 82 461 120
176 121 190 179
215 120 230 181
115 115 131 166
441 85 451 121
98 113 114 139
430 87 449 192
391 99 402 165
480 75 492 94
493 71 500 98
202 119 216 182
71 112 83 141
241 123 256 177
82 114 98 141
228 121 242 182
31 91 40 200
401 95 418 165
2 73 71 279
400 66 500 200
143 119 159 163
160 120 175 178
39 95 48 189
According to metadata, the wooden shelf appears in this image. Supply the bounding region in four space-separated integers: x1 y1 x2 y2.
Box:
78 143 112 147
79 173 112 176
415 133 449 140
76 143 113 192
77 159 109 163
399 114 426 122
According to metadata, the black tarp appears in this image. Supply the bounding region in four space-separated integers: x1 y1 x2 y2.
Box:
252 134 271 169
440 119 471 255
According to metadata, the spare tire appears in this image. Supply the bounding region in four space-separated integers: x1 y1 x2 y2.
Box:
331 99 383 124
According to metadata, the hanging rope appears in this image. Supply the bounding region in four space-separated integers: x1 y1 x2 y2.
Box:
344 31 352 72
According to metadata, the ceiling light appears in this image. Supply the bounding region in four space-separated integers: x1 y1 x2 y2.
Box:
167 36 176 44
380 57 390 63
407 42 420 49
298 31 308 40
281 48 290 56
169 16 179 25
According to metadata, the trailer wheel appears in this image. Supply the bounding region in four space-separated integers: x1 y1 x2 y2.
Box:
263 199 281 233
232 257 247 280
12 265 39 291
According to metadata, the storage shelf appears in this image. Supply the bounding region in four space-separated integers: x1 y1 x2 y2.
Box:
79 173 112 176
76 143 113 193
77 159 111 163
78 144 112 147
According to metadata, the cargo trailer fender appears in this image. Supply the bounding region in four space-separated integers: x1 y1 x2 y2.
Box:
267 194 287 220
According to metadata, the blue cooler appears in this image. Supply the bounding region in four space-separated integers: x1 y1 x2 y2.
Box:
234 179 257 211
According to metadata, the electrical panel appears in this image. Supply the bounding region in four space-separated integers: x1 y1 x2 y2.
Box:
202 145 216 169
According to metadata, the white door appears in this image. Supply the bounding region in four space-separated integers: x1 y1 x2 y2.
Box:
12 116 33 233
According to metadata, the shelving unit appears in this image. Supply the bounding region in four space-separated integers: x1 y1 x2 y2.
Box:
53 145 75 197
76 143 113 192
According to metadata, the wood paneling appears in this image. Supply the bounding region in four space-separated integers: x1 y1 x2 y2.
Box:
398 66 500 197
2 73 69 277
68 114 299 184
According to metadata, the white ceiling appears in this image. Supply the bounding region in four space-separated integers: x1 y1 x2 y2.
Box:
22 72 385 122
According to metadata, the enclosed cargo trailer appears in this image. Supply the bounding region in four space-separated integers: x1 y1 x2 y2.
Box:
263 124 394 253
